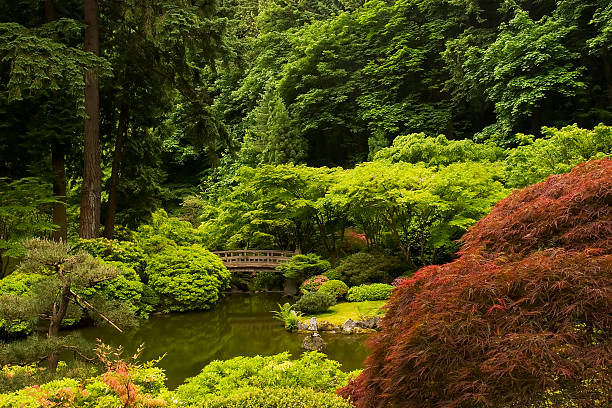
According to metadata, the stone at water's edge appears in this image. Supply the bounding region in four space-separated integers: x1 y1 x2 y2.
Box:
342 318 356 334
302 332 326 351
355 315 381 329
308 316 318 331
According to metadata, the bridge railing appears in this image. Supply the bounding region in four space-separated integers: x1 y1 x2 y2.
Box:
213 250 295 267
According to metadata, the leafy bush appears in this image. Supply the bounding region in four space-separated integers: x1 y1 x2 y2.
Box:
0 348 169 407
175 352 357 405
300 275 328 293
323 269 342 280
271 303 302 331
75 238 147 274
340 159 612 408
145 244 231 312
135 209 206 255
346 283 394 302
374 132 504 166
505 124 612 188
293 291 336 314
80 261 158 318
276 254 330 281
318 280 349 299
333 252 397 286
202 386 352 408
0 272 45 338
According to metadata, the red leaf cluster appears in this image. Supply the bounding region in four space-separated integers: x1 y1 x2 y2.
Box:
339 159 612 407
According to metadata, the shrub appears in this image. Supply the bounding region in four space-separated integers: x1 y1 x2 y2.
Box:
135 209 206 255
300 275 328 293
276 254 330 281
202 387 352 407
175 352 357 405
323 269 342 280
145 244 231 312
318 280 349 299
81 261 158 318
504 124 612 188
75 238 147 274
346 283 394 302
293 291 336 314
340 159 612 408
333 252 397 286
0 352 169 406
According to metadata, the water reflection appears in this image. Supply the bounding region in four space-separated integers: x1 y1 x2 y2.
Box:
74 293 370 389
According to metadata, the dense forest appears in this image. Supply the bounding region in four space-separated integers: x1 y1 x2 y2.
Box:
0 0 610 407
1 0 611 239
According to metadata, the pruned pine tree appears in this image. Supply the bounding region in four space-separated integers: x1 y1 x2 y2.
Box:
0 240 136 372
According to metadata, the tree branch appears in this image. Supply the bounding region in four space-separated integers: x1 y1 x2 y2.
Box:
70 289 123 333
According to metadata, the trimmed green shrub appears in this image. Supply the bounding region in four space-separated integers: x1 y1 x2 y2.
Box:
276 254 330 281
346 283 394 302
300 275 328 293
145 244 231 312
175 352 357 405
75 238 147 274
293 291 336 314
318 280 349 300
323 269 342 280
333 252 398 286
202 386 352 407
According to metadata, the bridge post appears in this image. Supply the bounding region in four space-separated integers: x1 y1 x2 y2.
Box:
283 277 297 296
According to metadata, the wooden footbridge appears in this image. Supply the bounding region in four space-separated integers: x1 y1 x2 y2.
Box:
213 250 295 273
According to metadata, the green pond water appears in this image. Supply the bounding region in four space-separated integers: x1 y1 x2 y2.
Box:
73 293 371 389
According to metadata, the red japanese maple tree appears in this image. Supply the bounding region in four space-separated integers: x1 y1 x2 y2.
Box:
339 158 612 408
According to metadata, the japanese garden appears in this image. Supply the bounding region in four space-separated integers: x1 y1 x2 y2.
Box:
0 0 610 407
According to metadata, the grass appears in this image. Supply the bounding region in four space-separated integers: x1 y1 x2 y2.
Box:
303 300 387 326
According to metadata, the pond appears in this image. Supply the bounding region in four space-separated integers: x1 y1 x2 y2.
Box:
74 293 371 389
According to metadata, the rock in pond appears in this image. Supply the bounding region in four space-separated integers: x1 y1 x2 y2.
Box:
302 332 326 351
297 321 309 331
307 316 318 331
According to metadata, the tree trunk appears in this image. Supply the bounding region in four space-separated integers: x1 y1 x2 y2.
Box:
45 0 68 243
47 281 71 372
51 144 68 242
80 0 101 239
531 106 542 137
603 48 612 108
103 105 129 239
44 0 55 20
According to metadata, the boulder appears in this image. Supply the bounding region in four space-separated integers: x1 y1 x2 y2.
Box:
297 321 309 331
355 316 381 330
318 320 336 331
302 332 326 351
342 318 357 334
307 316 318 331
